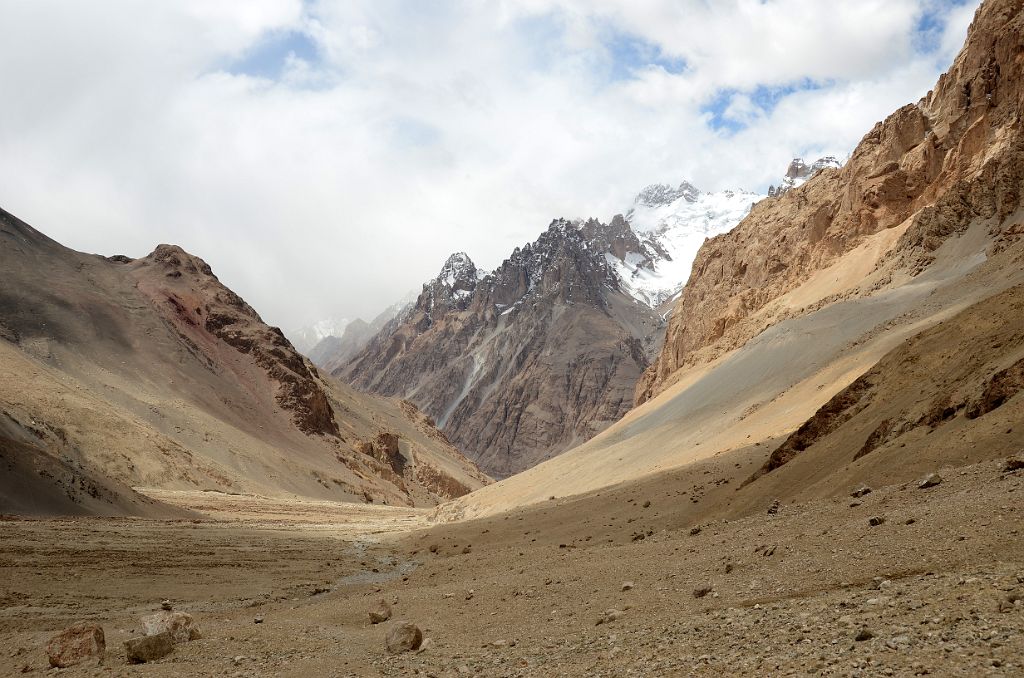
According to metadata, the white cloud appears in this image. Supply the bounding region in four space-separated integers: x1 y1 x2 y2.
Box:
0 0 980 330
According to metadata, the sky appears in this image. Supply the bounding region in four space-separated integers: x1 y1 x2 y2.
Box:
0 0 980 332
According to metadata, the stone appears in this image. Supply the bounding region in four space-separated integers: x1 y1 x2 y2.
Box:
125 631 174 664
160 600 173 611
253 615 264 624
596 609 626 625
693 586 713 599
767 499 781 515
918 473 943 489
369 600 392 624
689 526 702 536
141 610 201 644
869 516 886 527
385 621 423 653
1005 457 1024 472
855 628 875 642
851 486 872 498
621 581 634 592
45 622 105 668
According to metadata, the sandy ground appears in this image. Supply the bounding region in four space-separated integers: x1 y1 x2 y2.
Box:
1 453 1022 677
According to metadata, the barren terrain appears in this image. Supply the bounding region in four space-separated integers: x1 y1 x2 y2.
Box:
2 454 1022 677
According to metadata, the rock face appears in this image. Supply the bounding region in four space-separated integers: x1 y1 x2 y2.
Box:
342 222 664 478
638 0 1024 406
46 623 105 668
132 244 340 437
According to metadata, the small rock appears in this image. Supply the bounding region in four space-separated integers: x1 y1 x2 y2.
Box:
689 526 702 536
253 615 264 624
415 637 433 654
45 623 105 668
918 473 942 489
693 586 713 599
160 600 173 611
869 516 886 527
1005 457 1024 472
851 486 872 498
724 563 734 574
125 631 174 664
369 600 392 624
855 628 875 642
642 500 651 508
465 589 474 600
385 621 423 654
596 609 626 625
767 499 780 515
141 611 201 644
621 582 634 592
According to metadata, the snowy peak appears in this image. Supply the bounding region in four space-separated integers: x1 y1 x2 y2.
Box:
633 180 700 209
769 156 842 197
614 184 762 308
289 315 351 354
419 251 482 314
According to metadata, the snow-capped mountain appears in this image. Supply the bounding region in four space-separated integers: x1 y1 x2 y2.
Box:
288 316 351 355
768 156 842 197
609 182 763 308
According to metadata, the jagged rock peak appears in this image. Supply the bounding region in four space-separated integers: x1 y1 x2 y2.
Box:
437 252 478 285
634 181 701 208
769 156 843 197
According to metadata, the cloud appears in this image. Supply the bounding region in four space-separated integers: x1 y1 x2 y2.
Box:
0 0 980 331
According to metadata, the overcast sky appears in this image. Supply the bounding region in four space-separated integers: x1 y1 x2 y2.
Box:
0 0 979 331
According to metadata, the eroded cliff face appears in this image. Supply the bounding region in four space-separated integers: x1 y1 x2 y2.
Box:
342 220 663 478
638 0 1024 405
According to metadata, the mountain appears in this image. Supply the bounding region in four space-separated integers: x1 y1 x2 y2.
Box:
767 156 843 197
341 224 664 478
338 177 764 478
616 182 763 308
448 0 1024 517
288 316 351 355
0 208 490 516
309 293 416 372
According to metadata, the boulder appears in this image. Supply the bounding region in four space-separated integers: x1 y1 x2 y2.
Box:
385 621 423 653
125 631 174 664
45 622 105 668
141 610 201 644
918 473 942 489
368 600 392 624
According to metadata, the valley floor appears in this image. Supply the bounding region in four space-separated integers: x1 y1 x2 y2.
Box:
1 454 1022 677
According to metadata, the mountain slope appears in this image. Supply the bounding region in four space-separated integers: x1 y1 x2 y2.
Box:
446 0 1024 518
0 208 490 516
309 294 414 373
342 223 664 478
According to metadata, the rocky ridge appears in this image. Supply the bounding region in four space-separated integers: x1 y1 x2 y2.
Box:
342 218 664 478
638 0 1024 405
0 208 490 515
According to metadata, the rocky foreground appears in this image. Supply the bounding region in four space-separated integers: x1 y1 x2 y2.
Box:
1 454 1021 676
